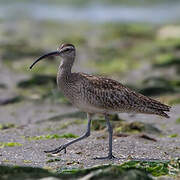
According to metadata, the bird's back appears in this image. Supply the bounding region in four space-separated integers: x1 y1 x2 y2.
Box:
59 72 171 118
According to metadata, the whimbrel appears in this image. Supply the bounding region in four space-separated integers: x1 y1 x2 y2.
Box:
30 43 171 159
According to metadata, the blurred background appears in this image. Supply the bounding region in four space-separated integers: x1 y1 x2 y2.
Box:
0 0 180 172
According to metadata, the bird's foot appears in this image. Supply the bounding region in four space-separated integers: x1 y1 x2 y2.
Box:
93 154 116 160
44 145 67 154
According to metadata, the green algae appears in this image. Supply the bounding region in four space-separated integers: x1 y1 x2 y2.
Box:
0 83 7 89
156 38 180 52
176 118 180 124
89 23 155 75
2 159 10 163
153 55 180 72
17 75 70 104
168 134 178 138
120 159 180 177
0 142 22 148
0 123 16 130
115 121 145 134
89 43 140 75
93 57 139 75
0 165 59 180
92 119 107 131
169 97 180 105
0 39 44 61
115 121 161 134
46 158 61 164
0 96 23 105
58 158 180 178
91 114 122 131
17 75 56 88
61 34 86 45
26 133 79 141
57 164 151 179
101 23 155 41
23 160 32 164
152 38 180 73
91 118 161 134
139 76 180 96
0 159 179 179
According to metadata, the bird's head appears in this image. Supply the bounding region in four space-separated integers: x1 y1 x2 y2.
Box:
57 43 75 58
30 43 75 69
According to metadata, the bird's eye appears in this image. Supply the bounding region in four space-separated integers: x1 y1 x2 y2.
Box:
63 48 71 53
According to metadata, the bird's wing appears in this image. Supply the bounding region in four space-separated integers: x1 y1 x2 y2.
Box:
80 73 170 113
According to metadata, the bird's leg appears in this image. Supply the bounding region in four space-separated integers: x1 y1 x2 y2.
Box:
44 113 92 154
94 114 116 160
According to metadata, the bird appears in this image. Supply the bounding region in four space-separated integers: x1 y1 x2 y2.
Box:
30 43 171 159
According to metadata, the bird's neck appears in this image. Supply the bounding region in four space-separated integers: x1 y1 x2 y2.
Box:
57 57 74 84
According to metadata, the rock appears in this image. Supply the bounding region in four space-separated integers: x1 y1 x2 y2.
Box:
0 95 22 105
157 25 180 40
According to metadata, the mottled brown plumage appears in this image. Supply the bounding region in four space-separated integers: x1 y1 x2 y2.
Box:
30 43 171 159
64 73 170 118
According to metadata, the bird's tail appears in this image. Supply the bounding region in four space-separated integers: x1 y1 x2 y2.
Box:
145 100 171 118
154 110 170 118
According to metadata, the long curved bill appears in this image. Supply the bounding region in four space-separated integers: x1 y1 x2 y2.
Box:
30 51 60 69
